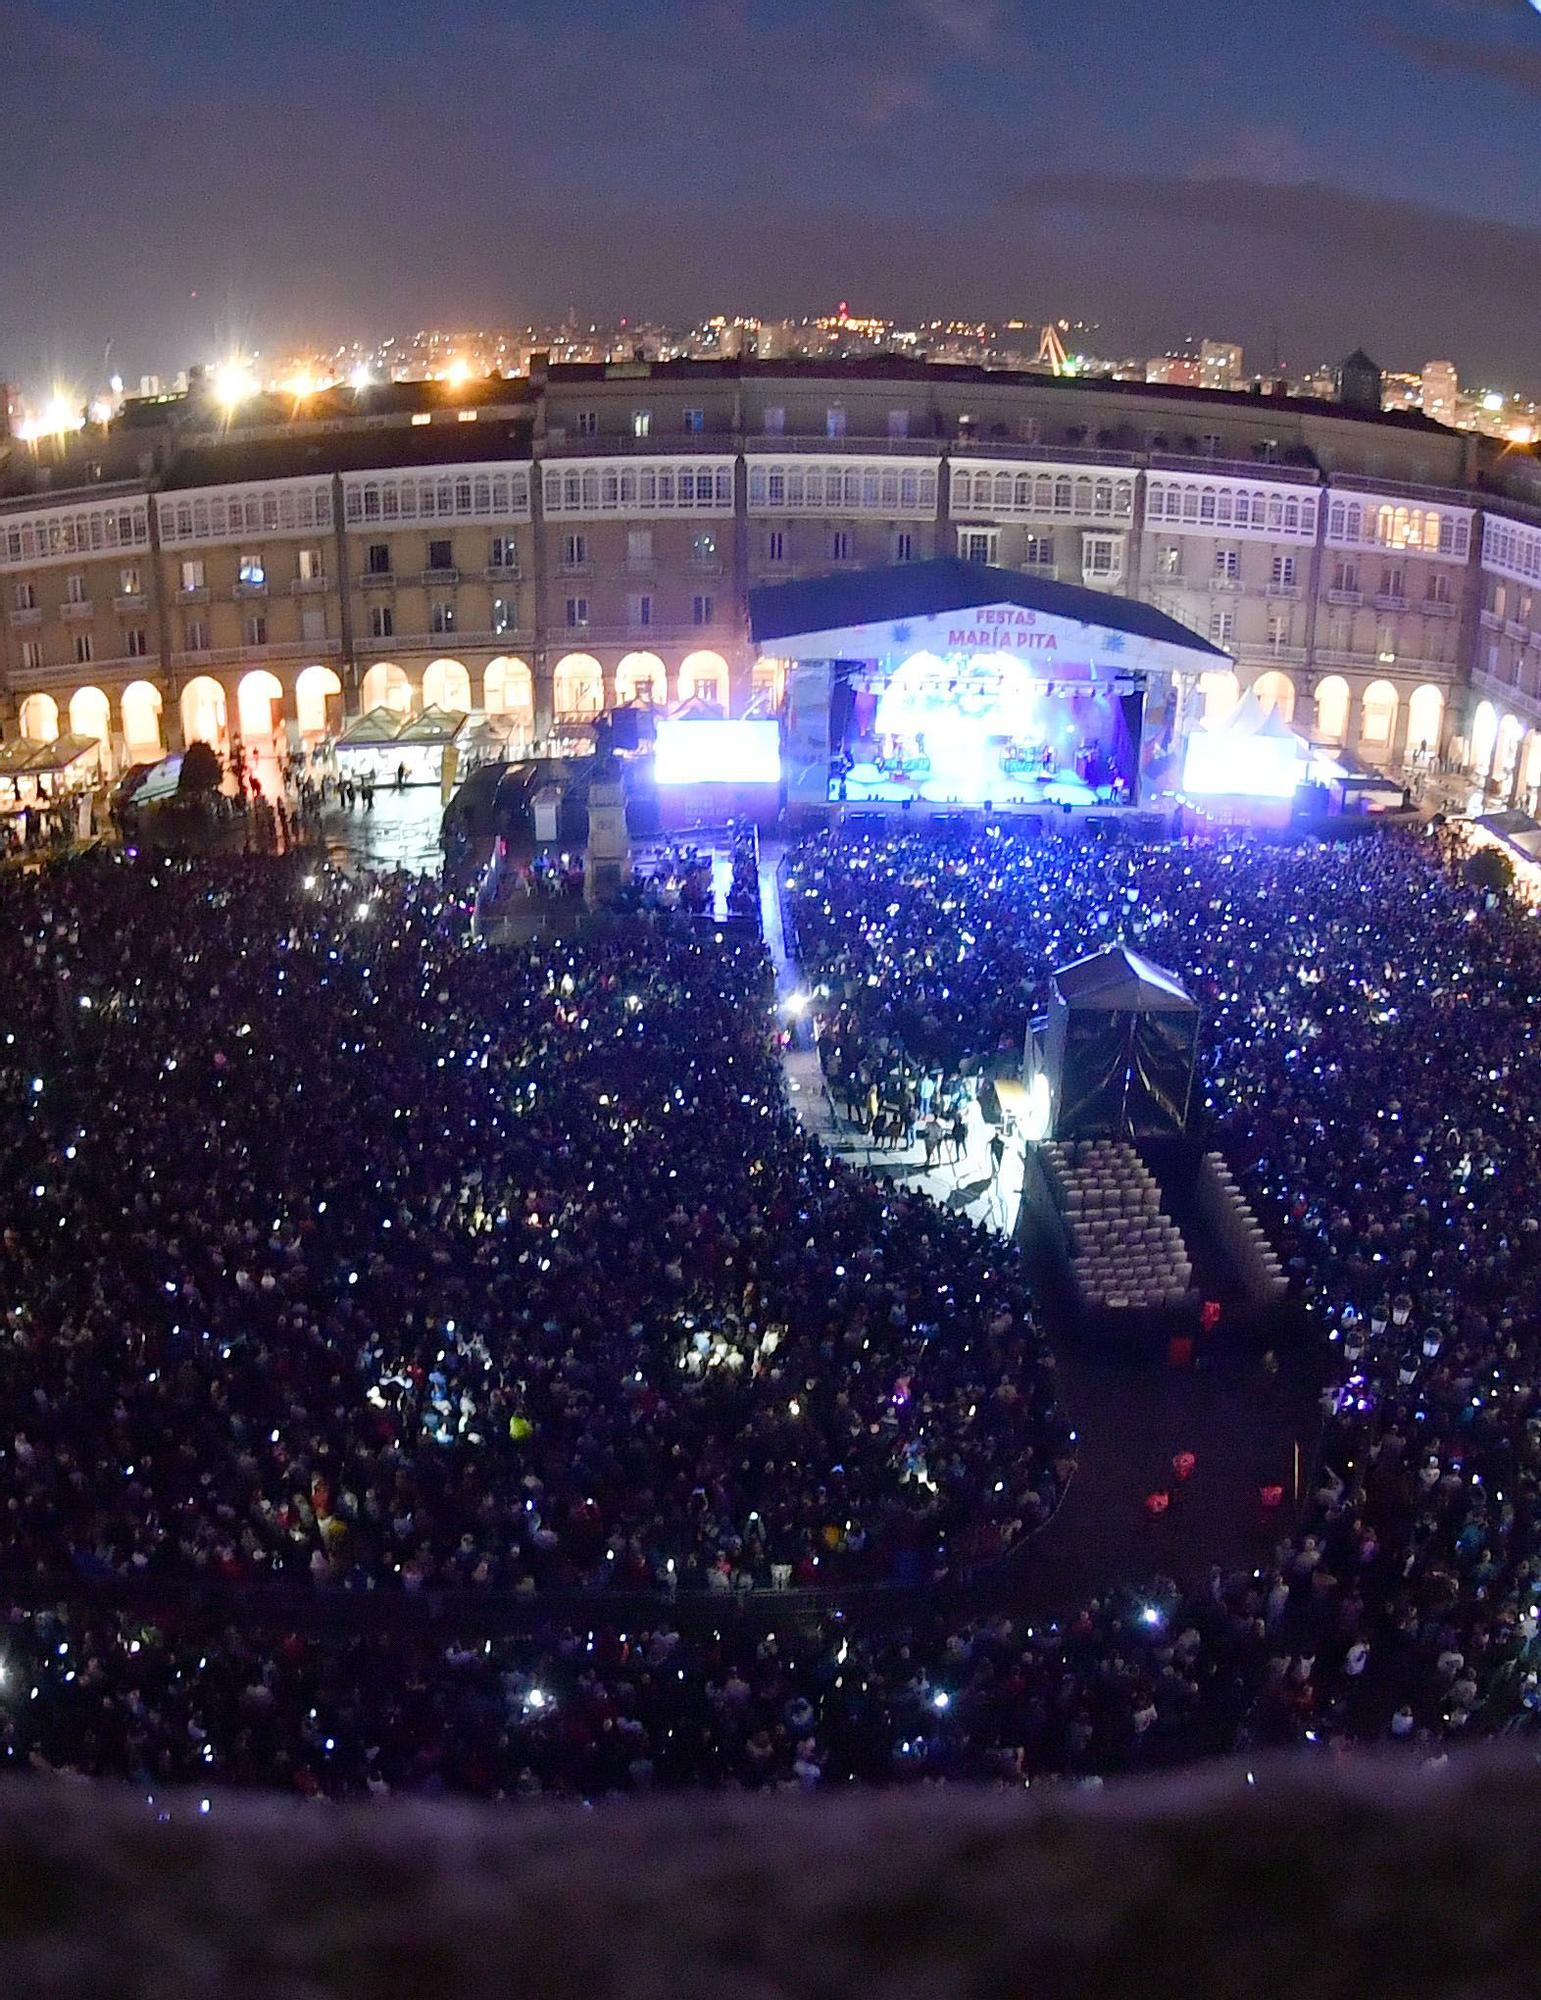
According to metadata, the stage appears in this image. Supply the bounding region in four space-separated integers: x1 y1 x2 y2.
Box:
750 556 1232 818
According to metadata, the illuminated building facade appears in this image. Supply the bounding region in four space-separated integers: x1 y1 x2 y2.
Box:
2 355 1541 796
1421 360 1460 429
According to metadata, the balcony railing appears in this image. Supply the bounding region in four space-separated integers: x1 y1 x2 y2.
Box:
1326 588 1362 605
232 580 269 598
114 592 148 613
172 640 339 668
60 598 94 620
484 564 522 583
420 567 461 586
1237 643 1308 665
360 570 395 588
1207 575 1241 592
1374 593 1407 611
177 585 210 605
292 575 329 595
744 435 948 459
1265 582 1300 598
7 605 41 628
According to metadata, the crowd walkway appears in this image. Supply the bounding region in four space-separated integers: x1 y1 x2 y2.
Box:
759 840 1314 1617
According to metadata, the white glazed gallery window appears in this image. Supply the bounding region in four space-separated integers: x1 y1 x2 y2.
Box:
1082 533 1124 583
959 528 997 564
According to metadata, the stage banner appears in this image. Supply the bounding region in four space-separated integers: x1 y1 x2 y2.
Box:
785 658 832 805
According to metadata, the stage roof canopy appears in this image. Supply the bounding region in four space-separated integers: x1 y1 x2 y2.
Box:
1052 944 1198 1014
750 557 1230 660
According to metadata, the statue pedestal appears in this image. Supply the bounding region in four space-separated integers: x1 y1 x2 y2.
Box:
585 768 630 907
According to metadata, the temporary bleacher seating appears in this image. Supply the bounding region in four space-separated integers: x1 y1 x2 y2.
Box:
1196 1151 1289 1303
1041 1138 1196 1312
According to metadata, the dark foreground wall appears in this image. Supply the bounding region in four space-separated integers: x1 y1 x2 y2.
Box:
1 1751 1535 1998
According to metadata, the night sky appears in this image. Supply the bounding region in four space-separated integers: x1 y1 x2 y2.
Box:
3 0 1541 392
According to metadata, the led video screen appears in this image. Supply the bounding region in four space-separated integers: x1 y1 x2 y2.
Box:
1182 729 1303 800
655 718 782 787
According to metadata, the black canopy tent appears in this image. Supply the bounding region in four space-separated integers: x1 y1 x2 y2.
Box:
1036 944 1199 1140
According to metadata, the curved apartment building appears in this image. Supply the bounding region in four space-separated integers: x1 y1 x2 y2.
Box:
4 355 1541 801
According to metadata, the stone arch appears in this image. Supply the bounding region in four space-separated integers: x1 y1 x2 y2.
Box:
678 649 730 707
295 664 343 739
423 657 472 713
180 675 229 754
1250 669 1295 724
69 686 112 747
360 661 413 718
1522 730 1541 806
1406 683 1444 763
553 652 605 720
483 656 533 720
237 668 285 745
1313 674 1351 745
1360 679 1399 753
1495 711 1525 793
19 692 60 742
750 658 787 714
1196 668 1239 726
1469 698 1499 776
615 651 668 704
121 681 165 761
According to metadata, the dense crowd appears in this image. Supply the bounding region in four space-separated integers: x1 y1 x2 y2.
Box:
788 823 1541 1751
0 849 1063 1606
7 817 1541 1801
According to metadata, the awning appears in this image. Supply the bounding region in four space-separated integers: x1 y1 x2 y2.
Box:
339 705 407 746
396 704 467 745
